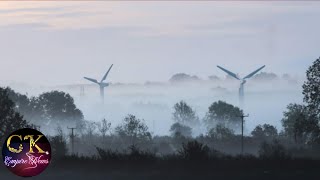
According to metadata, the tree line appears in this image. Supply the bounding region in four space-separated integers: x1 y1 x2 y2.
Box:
1 57 320 160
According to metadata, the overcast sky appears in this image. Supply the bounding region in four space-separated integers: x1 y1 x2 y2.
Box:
0 1 319 86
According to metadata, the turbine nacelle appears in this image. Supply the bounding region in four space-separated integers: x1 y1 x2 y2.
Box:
241 79 246 85
83 64 114 100
99 82 109 87
217 65 266 107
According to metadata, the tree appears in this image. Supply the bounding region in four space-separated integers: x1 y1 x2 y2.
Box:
251 124 278 140
169 122 192 137
50 126 68 159
5 88 43 124
0 87 30 145
97 118 111 138
6 87 31 116
303 57 320 116
5 89 84 127
252 72 278 81
83 120 97 137
169 73 200 83
251 125 264 139
37 91 83 124
204 101 243 129
282 103 319 143
208 124 235 140
172 101 199 126
208 75 220 81
115 114 151 141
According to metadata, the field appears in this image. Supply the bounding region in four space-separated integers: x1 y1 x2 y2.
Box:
1 159 320 180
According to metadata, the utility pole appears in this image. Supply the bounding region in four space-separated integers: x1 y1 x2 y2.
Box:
239 114 249 155
67 127 77 155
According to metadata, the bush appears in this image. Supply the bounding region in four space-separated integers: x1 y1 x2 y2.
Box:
96 144 156 161
96 147 121 160
258 140 291 160
127 144 156 161
50 135 68 160
178 140 210 160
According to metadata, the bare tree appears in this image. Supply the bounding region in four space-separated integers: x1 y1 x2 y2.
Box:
97 118 111 138
84 120 97 138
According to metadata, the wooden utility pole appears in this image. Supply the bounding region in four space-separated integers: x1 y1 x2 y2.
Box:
239 114 249 154
67 127 77 155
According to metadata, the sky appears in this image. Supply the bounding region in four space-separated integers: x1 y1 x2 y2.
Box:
0 1 320 86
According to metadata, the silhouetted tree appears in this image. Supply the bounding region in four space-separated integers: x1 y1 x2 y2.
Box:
251 125 264 139
208 124 235 140
204 101 243 129
170 122 192 137
50 126 68 159
115 114 151 141
252 72 278 81
282 103 319 144
303 57 320 116
83 120 97 137
251 124 278 140
0 87 30 145
37 91 83 124
6 87 31 115
169 73 200 83
5 88 43 123
6 89 83 127
97 118 111 138
172 101 199 126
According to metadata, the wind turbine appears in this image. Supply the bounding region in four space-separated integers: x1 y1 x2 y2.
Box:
84 64 113 101
217 65 265 107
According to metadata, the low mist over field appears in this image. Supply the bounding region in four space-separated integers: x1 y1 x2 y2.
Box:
3 72 303 136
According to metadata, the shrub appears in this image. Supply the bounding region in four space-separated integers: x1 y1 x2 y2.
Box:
178 140 210 160
258 140 291 160
96 144 156 161
96 147 121 160
50 135 68 160
127 144 156 161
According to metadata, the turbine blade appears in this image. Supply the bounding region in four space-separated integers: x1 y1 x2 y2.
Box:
243 65 266 79
101 64 113 82
84 77 98 84
217 66 240 80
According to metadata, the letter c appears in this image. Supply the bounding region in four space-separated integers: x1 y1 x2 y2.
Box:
7 135 23 153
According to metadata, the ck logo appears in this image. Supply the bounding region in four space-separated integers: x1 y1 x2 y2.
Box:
7 135 46 154
2 128 51 177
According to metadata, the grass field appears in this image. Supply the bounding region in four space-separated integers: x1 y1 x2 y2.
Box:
1 159 319 180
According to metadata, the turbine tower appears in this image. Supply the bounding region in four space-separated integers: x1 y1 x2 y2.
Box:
84 64 113 101
217 65 265 107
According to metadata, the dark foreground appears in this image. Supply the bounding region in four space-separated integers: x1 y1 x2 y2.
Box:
1 160 320 180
